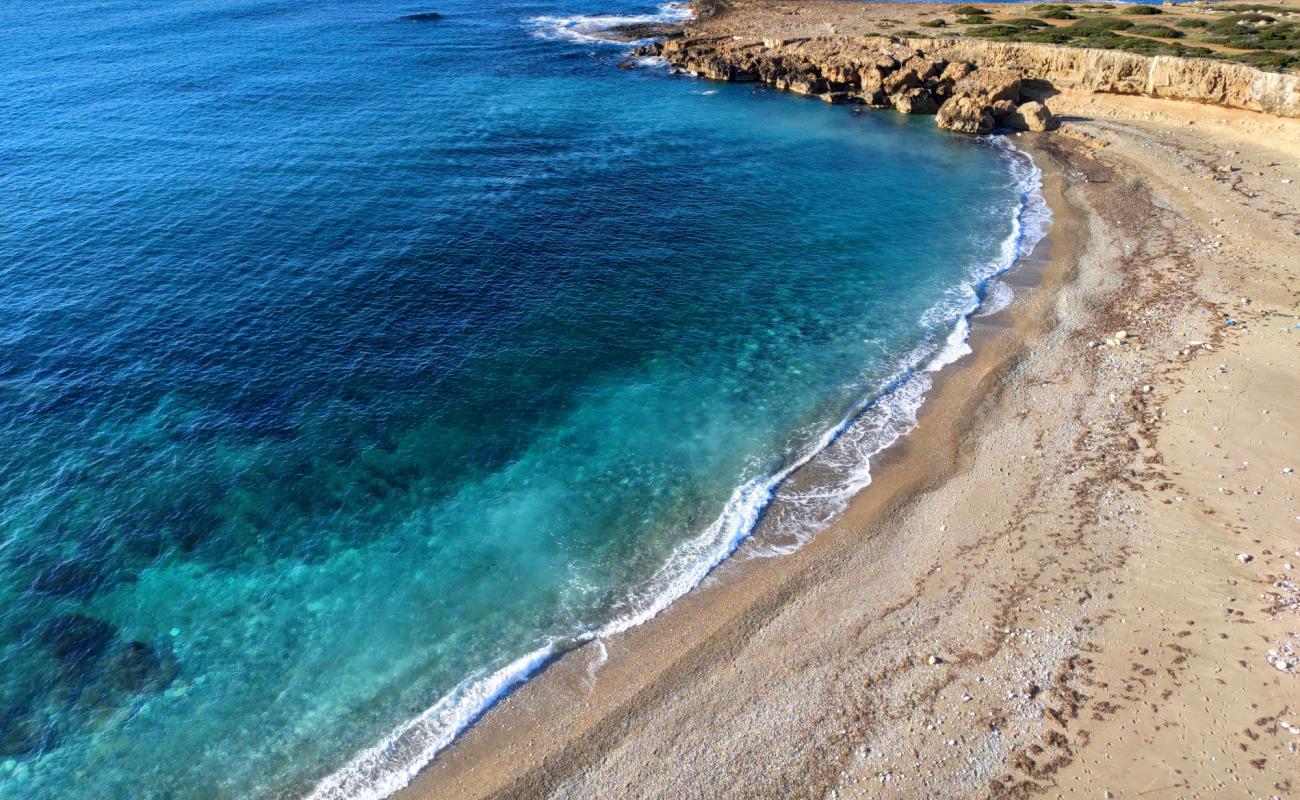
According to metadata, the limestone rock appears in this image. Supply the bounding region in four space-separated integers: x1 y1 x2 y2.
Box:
1006 100 1058 131
954 68 1022 104
936 95 995 134
893 88 939 115
938 61 976 84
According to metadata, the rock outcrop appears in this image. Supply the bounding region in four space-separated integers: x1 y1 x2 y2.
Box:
907 37 1300 119
1005 100 1057 133
637 31 1298 135
647 36 1043 134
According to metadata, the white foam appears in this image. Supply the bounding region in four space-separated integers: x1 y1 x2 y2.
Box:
527 2 692 45
305 139 1050 800
976 280 1014 317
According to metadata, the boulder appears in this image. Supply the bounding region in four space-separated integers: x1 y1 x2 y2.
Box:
1005 100 1058 131
859 65 885 94
938 61 976 83
821 59 861 87
954 68 1022 104
862 89 890 108
990 98 1017 120
901 55 945 84
892 88 939 115
937 96 996 134
882 66 921 94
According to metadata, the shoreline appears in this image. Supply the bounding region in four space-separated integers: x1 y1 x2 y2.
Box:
380 5 1300 797
389 137 1078 799
312 132 1052 800
393 92 1300 798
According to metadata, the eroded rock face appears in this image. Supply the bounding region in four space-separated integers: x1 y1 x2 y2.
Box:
648 31 1299 128
1006 100 1057 132
648 36 1119 135
648 36 1034 135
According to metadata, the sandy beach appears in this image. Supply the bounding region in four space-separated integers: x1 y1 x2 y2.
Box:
395 7 1300 798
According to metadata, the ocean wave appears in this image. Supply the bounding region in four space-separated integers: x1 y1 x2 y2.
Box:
305 137 1050 800
526 2 692 44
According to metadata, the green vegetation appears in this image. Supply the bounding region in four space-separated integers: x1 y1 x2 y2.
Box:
921 19 949 28
1203 14 1300 51
1127 23 1185 38
1219 3 1291 12
1066 16 1134 33
1231 49 1300 70
951 2 1298 73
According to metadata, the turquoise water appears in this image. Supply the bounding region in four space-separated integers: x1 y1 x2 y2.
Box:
0 1 1046 797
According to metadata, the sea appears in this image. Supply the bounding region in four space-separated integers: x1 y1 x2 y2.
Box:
0 1 1048 797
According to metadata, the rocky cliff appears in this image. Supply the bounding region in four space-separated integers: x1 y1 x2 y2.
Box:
911 37 1300 119
637 34 1300 134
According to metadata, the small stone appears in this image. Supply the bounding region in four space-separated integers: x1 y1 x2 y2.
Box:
1141 384 1153 394
1115 330 1128 341
1238 553 1254 563
928 654 943 665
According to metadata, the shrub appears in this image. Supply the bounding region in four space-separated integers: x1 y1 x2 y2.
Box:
1204 17 1299 51
1120 5 1162 15
1232 50 1299 71
1176 19 1210 29
950 5 989 16
1039 10 1078 19
1067 16 1135 32
1127 23 1185 38
921 19 949 27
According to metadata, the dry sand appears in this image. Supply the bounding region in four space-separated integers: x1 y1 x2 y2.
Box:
395 12 1300 800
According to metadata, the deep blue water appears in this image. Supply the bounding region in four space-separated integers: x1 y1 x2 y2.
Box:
0 1 1045 798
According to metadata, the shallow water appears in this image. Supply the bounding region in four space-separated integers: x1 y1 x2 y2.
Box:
0 1 1043 797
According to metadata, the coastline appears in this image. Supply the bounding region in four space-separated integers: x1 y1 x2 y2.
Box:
313 133 1050 800
390 137 1077 798
394 90 1300 798
366 3 1300 796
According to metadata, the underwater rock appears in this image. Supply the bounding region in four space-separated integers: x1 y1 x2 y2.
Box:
31 560 107 600
39 614 116 669
0 707 53 758
108 641 180 693
400 12 442 21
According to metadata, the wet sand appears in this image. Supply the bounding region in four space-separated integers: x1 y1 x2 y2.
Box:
395 37 1300 800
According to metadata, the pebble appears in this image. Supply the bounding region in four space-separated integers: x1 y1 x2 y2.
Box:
1141 384 1153 394
1115 330 1128 340
928 654 943 665
1238 553 1254 563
